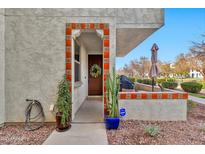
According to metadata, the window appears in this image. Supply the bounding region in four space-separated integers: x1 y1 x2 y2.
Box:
74 40 80 82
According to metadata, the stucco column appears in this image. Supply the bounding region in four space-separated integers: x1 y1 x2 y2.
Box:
0 8 5 126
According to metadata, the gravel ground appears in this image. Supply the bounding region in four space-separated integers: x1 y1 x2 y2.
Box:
0 123 55 145
107 103 205 145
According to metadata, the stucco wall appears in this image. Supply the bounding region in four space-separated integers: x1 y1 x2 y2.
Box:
0 9 5 125
4 12 116 122
73 43 88 119
3 8 163 122
119 99 187 121
5 16 66 122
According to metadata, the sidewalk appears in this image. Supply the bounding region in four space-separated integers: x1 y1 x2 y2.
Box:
188 95 205 105
43 123 108 145
201 89 205 94
43 99 108 145
176 87 205 105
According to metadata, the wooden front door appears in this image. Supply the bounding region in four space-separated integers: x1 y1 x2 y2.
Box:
88 55 103 95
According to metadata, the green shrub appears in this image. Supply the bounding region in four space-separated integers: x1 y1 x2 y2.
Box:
181 82 203 93
128 77 136 83
201 124 205 133
162 81 178 89
56 75 72 126
198 81 205 89
137 78 156 85
137 78 143 83
145 125 160 137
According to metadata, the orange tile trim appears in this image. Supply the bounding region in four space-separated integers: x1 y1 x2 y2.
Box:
66 23 110 115
119 92 188 100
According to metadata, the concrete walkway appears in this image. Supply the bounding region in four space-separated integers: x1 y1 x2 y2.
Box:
43 98 108 145
189 95 205 105
73 97 104 123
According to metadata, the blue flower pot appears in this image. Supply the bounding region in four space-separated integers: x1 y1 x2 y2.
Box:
105 117 120 130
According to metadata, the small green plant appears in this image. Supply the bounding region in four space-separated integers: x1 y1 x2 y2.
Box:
202 127 205 133
181 82 203 93
145 125 160 137
187 100 197 111
106 68 120 118
200 123 205 133
56 75 72 126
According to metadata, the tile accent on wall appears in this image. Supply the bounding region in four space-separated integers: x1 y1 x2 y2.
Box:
66 23 110 115
119 92 188 100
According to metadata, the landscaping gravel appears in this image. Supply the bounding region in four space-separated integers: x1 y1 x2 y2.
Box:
0 123 55 145
107 103 205 145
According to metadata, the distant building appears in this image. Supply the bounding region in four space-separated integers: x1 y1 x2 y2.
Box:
190 69 203 78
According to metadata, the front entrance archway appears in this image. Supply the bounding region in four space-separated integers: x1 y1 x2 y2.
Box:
65 23 110 117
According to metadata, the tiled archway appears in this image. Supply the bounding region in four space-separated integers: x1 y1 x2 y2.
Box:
65 23 110 115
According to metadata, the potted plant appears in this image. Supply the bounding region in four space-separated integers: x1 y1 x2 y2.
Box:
105 68 120 129
55 75 72 132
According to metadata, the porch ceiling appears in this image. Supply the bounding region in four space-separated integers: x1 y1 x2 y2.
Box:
116 28 159 57
77 32 103 52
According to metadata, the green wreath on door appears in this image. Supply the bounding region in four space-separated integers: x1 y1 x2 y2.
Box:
90 64 102 78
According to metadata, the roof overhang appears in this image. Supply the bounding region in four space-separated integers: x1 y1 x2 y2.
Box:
116 9 164 57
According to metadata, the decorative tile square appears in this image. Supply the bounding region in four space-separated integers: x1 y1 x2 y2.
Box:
66 39 71 46
104 63 109 70
89 23 95 29
66 51 71 58
162 93 168 99
183 93 188 99
99 23 104 29
66 28 72 35
152 93 158 99
71 23 76 29
120 93 126 99
66 63 72 70
131 93 137 99
81 23 86 29
141 93 148 99
66 75 72 81
104 51 109 58
173 93 178 99
104 39 109 47
104 29 109 35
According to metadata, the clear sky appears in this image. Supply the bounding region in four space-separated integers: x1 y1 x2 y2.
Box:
116 8 205 70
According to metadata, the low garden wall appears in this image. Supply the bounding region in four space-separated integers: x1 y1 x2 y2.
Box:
118 91 188 121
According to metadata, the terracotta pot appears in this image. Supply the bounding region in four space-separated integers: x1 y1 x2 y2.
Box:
56 112 71 132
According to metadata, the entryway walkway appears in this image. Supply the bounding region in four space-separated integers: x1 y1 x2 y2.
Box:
43 98 108 145
73 97 104 123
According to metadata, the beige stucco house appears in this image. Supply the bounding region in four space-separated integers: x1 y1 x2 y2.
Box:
0 8 164 125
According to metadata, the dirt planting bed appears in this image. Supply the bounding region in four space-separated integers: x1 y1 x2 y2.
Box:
0 123 55 145
107 103 205 144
